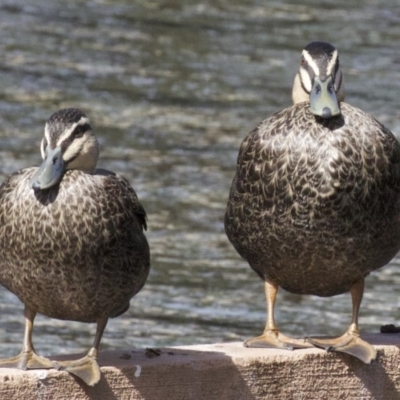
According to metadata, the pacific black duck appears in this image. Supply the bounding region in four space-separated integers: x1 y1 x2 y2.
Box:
0 108 150 385
225 41 400 363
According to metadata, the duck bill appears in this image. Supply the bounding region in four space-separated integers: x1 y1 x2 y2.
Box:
310 76 341 118
31 146 65 190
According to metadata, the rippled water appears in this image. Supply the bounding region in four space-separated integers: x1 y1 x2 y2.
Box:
0 0 400 358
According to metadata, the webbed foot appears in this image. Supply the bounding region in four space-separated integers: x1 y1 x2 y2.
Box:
244 330 313 350
0 351 54 370
55 355 101 386
307 333 376 364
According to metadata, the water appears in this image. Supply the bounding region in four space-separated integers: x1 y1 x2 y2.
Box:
0 0 400 358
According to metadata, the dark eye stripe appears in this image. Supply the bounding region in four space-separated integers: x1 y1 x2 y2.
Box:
72 123 91 138
60 123 91 152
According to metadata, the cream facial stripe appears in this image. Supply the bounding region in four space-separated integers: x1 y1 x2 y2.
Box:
298 67 312 93
40 137 47 160
302 50 320 76
334 69 342 91
326 49 338 76
42 124 52 156
56 117 90 147
62 136 87 164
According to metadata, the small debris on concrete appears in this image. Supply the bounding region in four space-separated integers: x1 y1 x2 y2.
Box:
145 348 162 358
381 324 400 334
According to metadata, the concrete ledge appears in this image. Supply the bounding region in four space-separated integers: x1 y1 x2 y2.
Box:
1 334 400 399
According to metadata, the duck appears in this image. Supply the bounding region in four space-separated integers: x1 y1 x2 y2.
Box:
0 108 150 385
225 41 400 363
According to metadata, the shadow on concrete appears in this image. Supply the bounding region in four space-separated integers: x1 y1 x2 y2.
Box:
52 344 256 400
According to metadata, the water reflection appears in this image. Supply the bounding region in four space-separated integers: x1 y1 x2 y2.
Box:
0 0 400 358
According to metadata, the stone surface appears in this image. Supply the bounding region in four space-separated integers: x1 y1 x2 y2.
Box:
0 334 400 399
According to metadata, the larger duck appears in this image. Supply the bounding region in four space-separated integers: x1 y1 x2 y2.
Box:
225 41 400 363
0 108 150 385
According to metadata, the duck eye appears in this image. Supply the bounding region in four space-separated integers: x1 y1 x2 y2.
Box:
72 123 90 138
73 126 85 138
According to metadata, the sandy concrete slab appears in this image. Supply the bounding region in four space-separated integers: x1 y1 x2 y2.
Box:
0 334 399 399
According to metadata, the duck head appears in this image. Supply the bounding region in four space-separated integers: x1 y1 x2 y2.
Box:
292 41 345 118
31 108 99 191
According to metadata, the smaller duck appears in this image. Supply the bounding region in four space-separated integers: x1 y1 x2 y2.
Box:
0 108 150 385
225 42 400 363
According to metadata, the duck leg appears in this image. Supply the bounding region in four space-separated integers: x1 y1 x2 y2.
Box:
307 278 376 364
55 316 108 386
0 305 54 369
244 279 312 350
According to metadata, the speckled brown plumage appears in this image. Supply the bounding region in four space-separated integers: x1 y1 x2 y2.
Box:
0 168 149 322
224 41 398 363
225 102 400 297
0 108 150 385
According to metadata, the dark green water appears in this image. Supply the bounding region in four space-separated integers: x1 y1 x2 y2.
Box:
0 0 400 357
